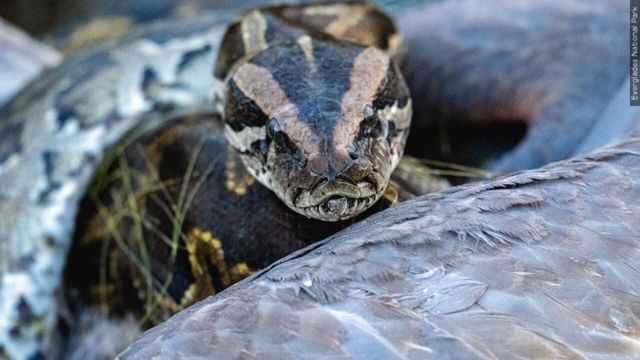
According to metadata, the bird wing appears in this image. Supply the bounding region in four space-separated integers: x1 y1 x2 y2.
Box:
120 133 640 359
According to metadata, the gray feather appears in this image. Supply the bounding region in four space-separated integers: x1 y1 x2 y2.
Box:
120 132 640 358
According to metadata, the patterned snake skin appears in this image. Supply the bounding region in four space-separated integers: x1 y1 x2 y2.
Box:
0 12 233 359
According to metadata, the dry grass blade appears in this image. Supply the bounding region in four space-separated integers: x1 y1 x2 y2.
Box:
417 158 498 179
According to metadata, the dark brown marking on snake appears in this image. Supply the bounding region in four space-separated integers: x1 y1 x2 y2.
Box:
219 1 410 221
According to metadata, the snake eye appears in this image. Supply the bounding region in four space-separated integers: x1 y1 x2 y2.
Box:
363 105 375 119
250 138 269 161
266 117 282 138
267 118 300 157
360 105 382 138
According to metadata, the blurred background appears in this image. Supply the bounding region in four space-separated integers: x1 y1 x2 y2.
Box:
2 0 262 37
0 0 425 38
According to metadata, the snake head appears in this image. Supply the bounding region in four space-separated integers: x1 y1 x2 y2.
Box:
224 40 411 221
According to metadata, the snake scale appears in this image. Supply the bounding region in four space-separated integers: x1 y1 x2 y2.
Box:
0 0 636 359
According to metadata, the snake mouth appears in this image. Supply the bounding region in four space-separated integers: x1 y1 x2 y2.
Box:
299 194 379 221
293 179 380 221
